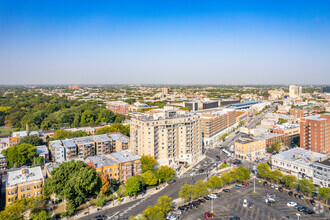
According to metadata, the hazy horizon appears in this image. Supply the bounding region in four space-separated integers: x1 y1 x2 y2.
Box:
1 1 330 85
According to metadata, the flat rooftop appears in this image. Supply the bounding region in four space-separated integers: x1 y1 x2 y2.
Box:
272 148 327 167
111 150 141 163
6 166 44 186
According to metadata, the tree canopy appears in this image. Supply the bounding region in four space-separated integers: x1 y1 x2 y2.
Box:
140 155 157 173
156 166 176 183
95 123 130 137
18 135 44 146
125 175 143 196
2 143 43 168
43 161 101 208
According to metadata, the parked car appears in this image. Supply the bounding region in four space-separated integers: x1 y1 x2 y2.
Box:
237 183 243 187
270 184 275 188
279 187 283 192
214 193 221 197
223 189 230 193
241 182 248 186
234 185 240 189
216 155 220 159
299 195 304 200
166 215 177 220
267 200 276 206
267 193 276 198
263 181 268 186
287 202 297 207
303 209 315 215
199 169 204 173
249 202 254 209
265 198 275 203
196 164 201 169
190 172 195 176
168 179 176 184
294 193 299 199
275 186 279 190
198 199 206 203
204 212 214 218
204 196 211 200
243 199 248 207
288 191 293 196
310 199 316 206
230 217 240 220
172 210 182 215
208 194 217 199
294 204 303 210
178 206 188 211
298 206 307 212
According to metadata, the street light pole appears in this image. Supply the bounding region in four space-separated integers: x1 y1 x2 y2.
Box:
253 174 256 193
211 198 214 214
296 213 300 220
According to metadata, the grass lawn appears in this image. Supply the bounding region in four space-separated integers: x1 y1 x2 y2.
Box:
218 163 230 169
0 126 14 136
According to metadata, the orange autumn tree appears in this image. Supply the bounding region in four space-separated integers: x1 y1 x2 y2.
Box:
100 173 110 196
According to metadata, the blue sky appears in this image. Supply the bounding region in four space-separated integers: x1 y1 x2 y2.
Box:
1 0 330 84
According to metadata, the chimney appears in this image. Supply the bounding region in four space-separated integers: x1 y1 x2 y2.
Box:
26 124 30 136
22 168 29 176
310 153 314 162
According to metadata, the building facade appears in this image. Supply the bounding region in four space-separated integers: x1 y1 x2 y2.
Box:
271 148 327 180
289 85 302 99
130 108 202 166
106 101 129 115
85 155 120 181
109 151 141 182
235 137 266 161
109 133 130 152
300 114 330 154
201 109 237 145
6 167 45 206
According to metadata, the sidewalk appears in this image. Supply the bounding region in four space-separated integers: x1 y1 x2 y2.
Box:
73 182 169 219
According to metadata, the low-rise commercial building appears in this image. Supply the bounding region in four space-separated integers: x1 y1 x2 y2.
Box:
271 148 327 180
313 158 330 187
235 137 266 161
6 167 45 206
272 123 300 145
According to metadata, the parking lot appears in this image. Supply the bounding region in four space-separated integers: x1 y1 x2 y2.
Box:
178 181 330 220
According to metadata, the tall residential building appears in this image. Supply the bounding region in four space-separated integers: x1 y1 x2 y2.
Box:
289 85 302 99
130 107 202 166
161 87 170 96
201 109 237 145
6 167 45 206
300 114 330 154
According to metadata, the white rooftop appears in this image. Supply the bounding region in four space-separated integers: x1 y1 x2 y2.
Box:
6 167 44 186
272 148 327 167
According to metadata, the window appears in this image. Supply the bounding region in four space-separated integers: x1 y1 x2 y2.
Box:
8 191 11 195
27 186 31 190
21 188 25 192
27 193 31 198
21 194 25 198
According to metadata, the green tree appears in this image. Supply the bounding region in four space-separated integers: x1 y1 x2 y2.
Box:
97 109 116 123
143 206 164 220
95 195 106 207
207 176 223 189
282 175 297 188
298 178 315 196
156 166 176 183
141 170 158 186
52 130 72 140
30 210 51 220
71 130 88 138
43 161 101 208
194 180 210 198
178 184 198 202
278 118 288 124
2 143 38 168
126 175 143 196
257 163 271 179
270 170 283 183
318 187 330 204
155 196 172 213
18 135 43 146
140 155 157 173
220 172 233 185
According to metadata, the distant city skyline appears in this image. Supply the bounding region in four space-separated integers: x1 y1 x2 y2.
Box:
1 1 330 85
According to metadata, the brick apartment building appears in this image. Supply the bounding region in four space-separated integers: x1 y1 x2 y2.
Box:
300 114 330 154
106 101 129 115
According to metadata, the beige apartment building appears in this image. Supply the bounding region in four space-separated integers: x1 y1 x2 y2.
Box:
6 167 45 206
201 109 237 145
130 107 202 166
235 137 266 161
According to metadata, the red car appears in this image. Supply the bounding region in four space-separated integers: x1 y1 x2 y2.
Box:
241 182 248 186
205 212 214 218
